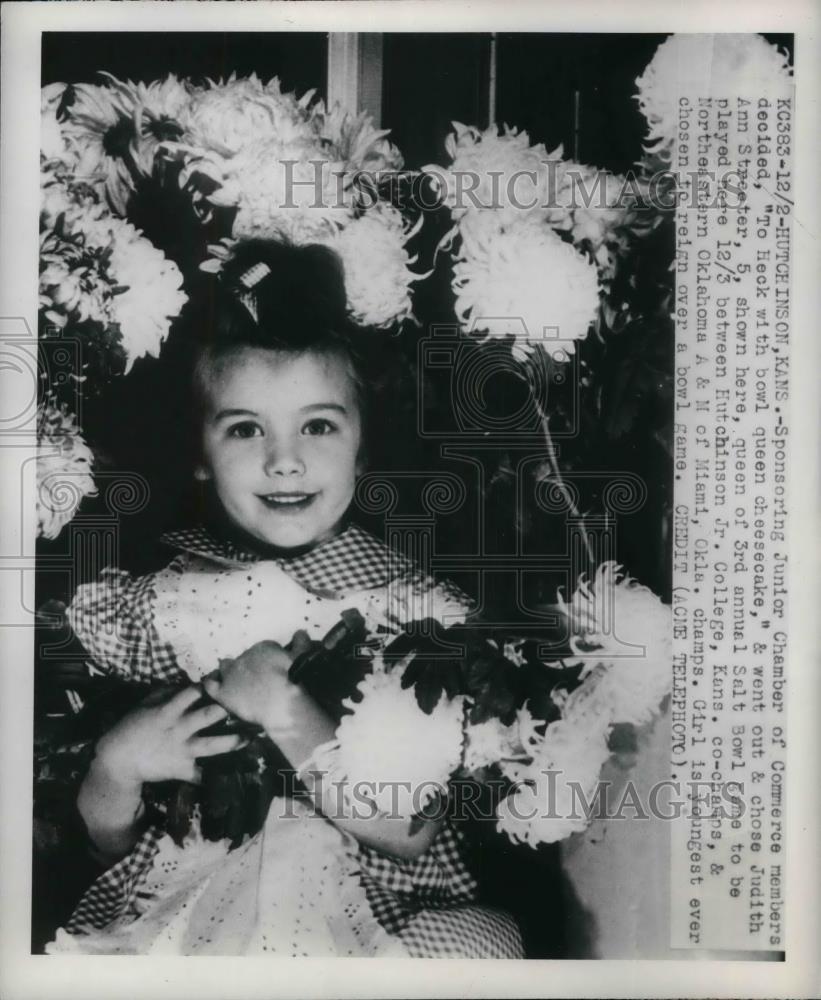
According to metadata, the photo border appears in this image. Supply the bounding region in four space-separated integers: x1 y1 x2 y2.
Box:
1 2 818 997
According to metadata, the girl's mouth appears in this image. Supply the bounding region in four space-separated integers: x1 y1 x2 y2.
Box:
257 491 317 513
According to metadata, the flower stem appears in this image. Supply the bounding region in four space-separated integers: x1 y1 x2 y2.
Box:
534 397 596 568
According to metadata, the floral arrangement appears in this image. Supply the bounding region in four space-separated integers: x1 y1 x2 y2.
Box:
35 561 670 852
40 84 189 366
425 122 658 361
306 561 670 846
37 72 422 540
419 120 669 575
40 167 188 373
419 39 792 583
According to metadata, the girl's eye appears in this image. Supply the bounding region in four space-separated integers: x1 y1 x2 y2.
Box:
227 421 263 439
302 418 336 436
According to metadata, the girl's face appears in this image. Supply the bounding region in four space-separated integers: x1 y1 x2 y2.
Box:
197 346 364 551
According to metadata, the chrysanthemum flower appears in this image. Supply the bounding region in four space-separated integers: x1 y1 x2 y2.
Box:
40 168 107 235
562 164 643 278
321 206 420 328
39 229 111 330
558 562 671 671
82 216 187 371
39 169 187 362
497 718 611 846
636 34 793 157
557 658 669 730
453 213 600 360
132 74 196 173
37 401 97 540
311 658 465 817
311 101 404 175
61 77 139 214
426 122 563 227
428 121 656 297
491 565 671 845
177 74 316 157
463 715 524 773
196 137 353 243
553 562 671 729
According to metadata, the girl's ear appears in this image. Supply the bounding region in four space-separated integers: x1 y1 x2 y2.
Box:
355 448 367 479
194 465 211 482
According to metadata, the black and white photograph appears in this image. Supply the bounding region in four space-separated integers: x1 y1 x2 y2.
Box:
0 2 818 997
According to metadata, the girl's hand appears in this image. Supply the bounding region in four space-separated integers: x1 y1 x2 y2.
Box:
202 634 311 733
93 686 245 788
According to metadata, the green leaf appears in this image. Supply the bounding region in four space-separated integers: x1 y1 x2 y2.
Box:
462 651 521 725
400 655 463 714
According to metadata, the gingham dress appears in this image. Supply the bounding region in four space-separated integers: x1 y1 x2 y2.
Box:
57 522 523 959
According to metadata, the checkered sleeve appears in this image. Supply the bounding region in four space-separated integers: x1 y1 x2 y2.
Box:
356 824 523 958
66 562 184 684
64 825 164 933
357 823 479 934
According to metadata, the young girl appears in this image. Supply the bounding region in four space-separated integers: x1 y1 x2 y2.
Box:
46 241 523 958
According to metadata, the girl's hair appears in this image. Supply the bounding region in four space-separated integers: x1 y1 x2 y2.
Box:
187 239 400 466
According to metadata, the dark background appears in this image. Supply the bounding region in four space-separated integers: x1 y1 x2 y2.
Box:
43 31 794 173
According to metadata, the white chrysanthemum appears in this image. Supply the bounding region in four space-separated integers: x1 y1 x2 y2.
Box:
492 565 670 846
321 207 420 328
558 562 671 675
37 402 97 540
178 74 315 157
558 658 668 731
636 34 793 155
132 74 196 173
82 217 187 370
39 229 111 330
463 716 525 773
311 101 403 175
198 138 353 243
564 165 638 257
61 78 139 214
497 718 611 847
426 122 563 227
40 170 73 230
40 167 107 235
550 562 671 732
312 658 465 816
453 213 600 360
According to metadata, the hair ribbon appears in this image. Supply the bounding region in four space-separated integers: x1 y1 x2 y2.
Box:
236 262 272 323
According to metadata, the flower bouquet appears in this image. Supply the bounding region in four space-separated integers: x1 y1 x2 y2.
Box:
35 561 669 856
304 561 671 847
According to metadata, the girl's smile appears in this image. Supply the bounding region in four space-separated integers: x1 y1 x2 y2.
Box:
257 490 318 512
197 346 364 551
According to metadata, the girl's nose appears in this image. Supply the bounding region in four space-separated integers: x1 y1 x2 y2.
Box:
263 440 306 478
